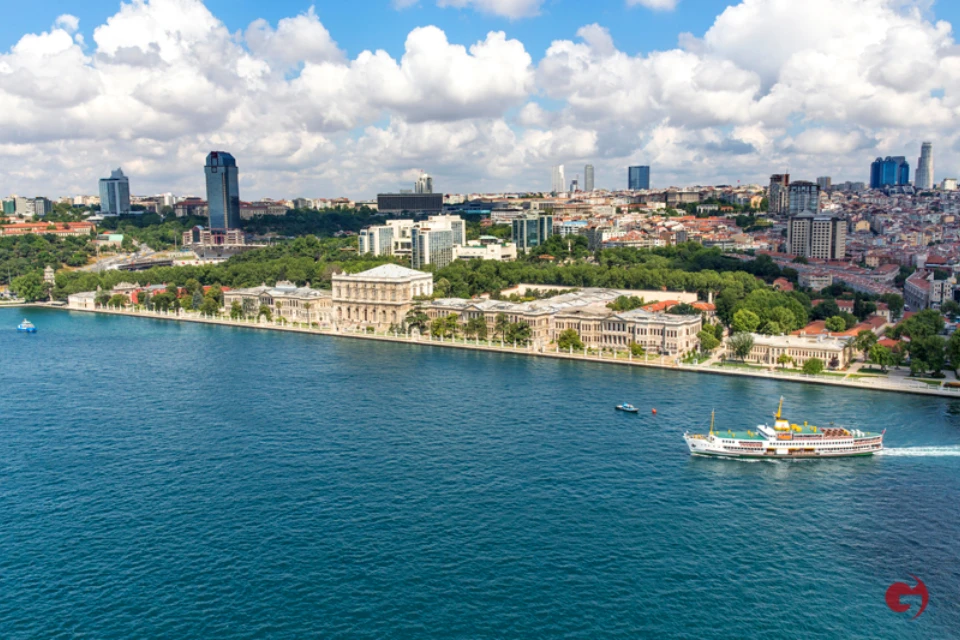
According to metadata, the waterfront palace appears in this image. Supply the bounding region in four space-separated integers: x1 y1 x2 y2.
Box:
331 264 434 328
426 288 703 355
223 281 332 326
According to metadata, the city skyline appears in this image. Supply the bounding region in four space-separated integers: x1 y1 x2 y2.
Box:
2 0 960 199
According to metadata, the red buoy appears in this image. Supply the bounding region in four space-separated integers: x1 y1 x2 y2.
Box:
652 408 657 415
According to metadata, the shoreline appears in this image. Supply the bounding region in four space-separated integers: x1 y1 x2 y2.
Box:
38 304 960 399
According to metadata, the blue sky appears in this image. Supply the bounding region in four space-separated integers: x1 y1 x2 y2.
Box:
2 0 959 198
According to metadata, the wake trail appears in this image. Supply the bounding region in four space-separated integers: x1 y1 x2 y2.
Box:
879 447 960 457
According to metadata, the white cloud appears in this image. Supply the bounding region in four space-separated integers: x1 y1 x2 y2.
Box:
437 0 543 20
1 0 960 197
627 0 680 11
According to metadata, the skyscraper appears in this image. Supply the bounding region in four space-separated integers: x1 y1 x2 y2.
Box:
205 151 240 229
768 174 790 215
788 181 820 215
99 168 131 216
628 166 650 190
870 156 910 189
584 165 595 192
512 214 554 252
915 142 934 190
551 165 566 193
415 172 433 194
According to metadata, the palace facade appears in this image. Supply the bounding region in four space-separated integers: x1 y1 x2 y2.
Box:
332 264 434 328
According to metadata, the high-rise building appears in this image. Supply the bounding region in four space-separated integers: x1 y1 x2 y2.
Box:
915 142 934 190
570 179 579 192
816 176 832 192
31 197 53 217
551 165 566 193
512 214 554 252
205 151 241 229
584 165 595 192
628 166 650 190
99 168 131 216
412 227 455 270
788 181 820 215
787 213 846 261
870 156 910 189
414 172 433 194
768 174 790 215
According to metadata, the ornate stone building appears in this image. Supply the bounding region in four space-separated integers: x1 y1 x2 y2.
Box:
332 264 434 328
223 281 332 325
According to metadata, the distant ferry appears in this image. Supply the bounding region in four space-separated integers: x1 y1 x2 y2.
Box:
684 398 884 459
17 319 37 333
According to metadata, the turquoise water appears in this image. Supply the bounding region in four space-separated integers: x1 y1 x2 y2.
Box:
1 307 959 639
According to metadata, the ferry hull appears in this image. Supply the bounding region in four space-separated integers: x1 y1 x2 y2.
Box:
688 449 878 459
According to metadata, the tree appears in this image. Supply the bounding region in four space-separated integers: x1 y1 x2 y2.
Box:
911 335 946 375
629 342 646 357
607 295 645 312
557 328 584 350
184 278 201 296
852 330 878 361
760 321 784 336
464 316 488 339
94 290 111 307
812 299 841 320
257 303 272 320
824 316 847 332
10 272 45 302
191 290 203 310
728 332 754 361
869 344 893 372
910 358 927 377
494 313 510 340
732 309 761 333
698 329 720 352
667 303 699 315
230 300 243 319
198 297 219 315
767 307 797 332
140 291 152 309
948 332 960 372
505 321 532 345
897 310 945 340
879 293 904 319
803 358 824 375
151 291 176 311
404 307 429 331
107 293 129 308
941 300 960 318
777 353 794 369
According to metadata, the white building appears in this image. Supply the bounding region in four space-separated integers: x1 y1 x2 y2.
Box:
415 172 433 194
332 264 434 329
223 281 332 325
551 165 566 194
453 241 517 262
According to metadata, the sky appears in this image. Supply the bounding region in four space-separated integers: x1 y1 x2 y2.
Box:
1 0 959 199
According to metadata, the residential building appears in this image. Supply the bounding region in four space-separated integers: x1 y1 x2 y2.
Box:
915 142 934 190
628 166 650 190
740 334 850 370
870 156 910 189
99 168 131 215
452 240 517 262
941 178 957 191
29 197 53 217
787 212 846 260
0 222 95 237
415 172 433 194
182 226 245 247
332 264 434 329
904 269 957 311
788 181 820 215
816 176 832 192
223 281 332 325
798 272 834 292
584 165 595 192
551 165 566 193
377 193 443 214
205 151 241 229
769 174 790 215
239 201 289 219
174 198 208 218
512 214 554 252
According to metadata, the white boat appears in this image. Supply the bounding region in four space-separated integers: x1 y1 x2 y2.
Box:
17 319 37 333
684 397 884 459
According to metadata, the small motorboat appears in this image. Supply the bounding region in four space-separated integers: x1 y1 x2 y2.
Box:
17 319 37 333
616 403 639 413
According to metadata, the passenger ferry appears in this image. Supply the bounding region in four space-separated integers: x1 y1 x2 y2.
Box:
684 398 884 459
17 319 37 333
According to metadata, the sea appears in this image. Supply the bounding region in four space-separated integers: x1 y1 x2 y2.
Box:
1 307 958 639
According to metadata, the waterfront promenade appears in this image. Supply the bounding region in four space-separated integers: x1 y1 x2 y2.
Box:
51 303 960 399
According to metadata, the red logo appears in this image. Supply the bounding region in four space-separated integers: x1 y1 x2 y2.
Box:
885 576 929 619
